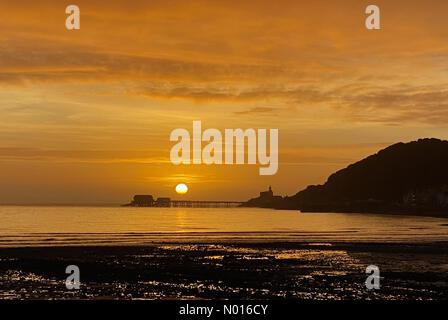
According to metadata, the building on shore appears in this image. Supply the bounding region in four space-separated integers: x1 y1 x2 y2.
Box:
241 186 284 208
124 195 173 207
126 195 154 207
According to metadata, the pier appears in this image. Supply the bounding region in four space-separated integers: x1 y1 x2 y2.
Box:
125 195 243 208
170 200 243 208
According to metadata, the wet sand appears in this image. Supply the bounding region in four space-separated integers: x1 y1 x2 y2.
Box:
1 242 448 300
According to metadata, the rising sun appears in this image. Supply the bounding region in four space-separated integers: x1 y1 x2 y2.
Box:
175 183 189 195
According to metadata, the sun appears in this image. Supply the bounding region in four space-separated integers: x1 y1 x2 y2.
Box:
175 183 189 195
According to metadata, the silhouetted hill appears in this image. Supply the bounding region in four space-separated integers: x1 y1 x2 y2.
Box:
282 138 448 216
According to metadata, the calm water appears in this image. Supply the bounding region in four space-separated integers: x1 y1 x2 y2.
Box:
0 206 447 246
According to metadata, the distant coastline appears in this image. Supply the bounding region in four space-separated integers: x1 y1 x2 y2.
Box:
242 139 448 219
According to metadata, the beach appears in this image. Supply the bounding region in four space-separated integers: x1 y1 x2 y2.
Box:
1 241 448 300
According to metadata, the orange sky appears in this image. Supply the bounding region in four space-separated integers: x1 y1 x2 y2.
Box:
1 0 448 204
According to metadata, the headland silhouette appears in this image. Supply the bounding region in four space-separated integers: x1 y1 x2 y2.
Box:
243 138 448 217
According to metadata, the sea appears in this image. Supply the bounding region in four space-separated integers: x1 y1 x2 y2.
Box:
0 206 447 247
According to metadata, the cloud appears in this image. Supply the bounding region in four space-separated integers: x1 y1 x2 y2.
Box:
234 107 276 115
2 0 448 127
0 147 170 164
128 84 328 103
337 85 448 124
